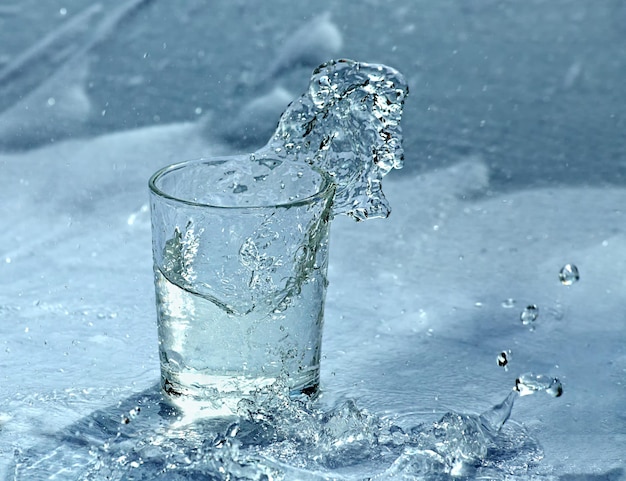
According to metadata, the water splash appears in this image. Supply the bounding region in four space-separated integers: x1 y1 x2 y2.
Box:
378 372 563 479
10 374 564 480
256 58 409 221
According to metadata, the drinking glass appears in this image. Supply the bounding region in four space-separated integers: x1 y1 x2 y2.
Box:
149 155 335 416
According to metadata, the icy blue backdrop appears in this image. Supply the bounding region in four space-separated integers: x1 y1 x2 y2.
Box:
0 1 624 479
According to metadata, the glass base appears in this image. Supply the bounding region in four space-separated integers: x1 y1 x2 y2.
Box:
160 370 320 418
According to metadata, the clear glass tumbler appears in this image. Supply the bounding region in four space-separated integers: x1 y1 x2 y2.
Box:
149 155 335 416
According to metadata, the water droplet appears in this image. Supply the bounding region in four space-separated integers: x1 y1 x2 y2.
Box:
497 350 511 370
559 263 580 285
546 379 564 397
515 372 563 397
501 298 516 309
520 305 539 328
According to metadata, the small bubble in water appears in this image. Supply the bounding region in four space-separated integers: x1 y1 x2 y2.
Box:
520 304 539 327
559 264 580 285
497 350 511 370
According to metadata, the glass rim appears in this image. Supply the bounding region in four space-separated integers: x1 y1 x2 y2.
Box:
149 157 336 210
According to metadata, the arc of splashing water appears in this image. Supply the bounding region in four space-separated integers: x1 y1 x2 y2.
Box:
256 58 410 221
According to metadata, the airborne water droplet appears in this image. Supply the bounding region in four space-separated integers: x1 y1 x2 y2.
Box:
520 304 539 328
497 350 511 370
559 263 580 285
546 379 564 397
515 372 563 397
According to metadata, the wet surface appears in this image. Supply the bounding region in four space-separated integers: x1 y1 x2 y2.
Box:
1 0 625 479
